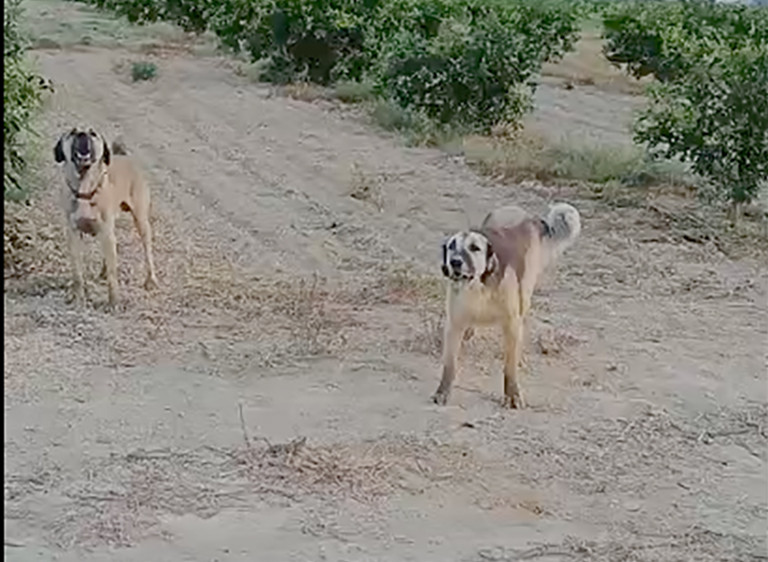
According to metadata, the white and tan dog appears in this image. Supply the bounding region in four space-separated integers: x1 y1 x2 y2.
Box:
433 202 581 408
54 127 158 308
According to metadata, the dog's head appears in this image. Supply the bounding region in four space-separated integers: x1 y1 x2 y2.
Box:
441 230 498 283
54 127 110 177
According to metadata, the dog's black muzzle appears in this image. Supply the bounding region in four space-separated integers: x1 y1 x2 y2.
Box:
442 259 469 281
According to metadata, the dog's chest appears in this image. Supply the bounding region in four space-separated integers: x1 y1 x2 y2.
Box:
449 283 507 324
69 194 101 236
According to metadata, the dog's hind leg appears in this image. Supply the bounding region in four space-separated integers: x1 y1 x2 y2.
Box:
67 226 86 304
99 216 120 308
130 200 158 291
432 319 467 406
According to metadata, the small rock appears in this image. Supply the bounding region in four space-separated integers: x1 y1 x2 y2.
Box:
625 501 641 512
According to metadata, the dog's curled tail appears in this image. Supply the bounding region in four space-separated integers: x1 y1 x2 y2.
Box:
111 137 128 156
542 202 581 256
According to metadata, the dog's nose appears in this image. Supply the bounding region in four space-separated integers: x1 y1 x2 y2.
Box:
449 258 463 270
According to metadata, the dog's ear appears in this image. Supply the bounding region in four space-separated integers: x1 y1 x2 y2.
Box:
441 238 450 277
481 240 498 283
101 136 111 165
53 135 66 163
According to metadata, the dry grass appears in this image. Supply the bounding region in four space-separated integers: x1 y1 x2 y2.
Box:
462 130 694 189
403 307 444 357
268 274 353 356
496 403 768 497
280 81 330 103
3 195 356 372
4 190 446 374
475 527 767 562
376 266 443 305
4 200 69 287
535 327 586 357
333 80 376 104
44 432 476 548
641 198 768 259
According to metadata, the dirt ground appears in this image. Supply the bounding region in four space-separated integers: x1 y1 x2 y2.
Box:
5 1 768 560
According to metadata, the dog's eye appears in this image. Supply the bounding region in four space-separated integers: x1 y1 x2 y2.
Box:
468 244 480 253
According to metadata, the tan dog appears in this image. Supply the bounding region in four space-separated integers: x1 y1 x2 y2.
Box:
54 127 158 308
433 202 581 408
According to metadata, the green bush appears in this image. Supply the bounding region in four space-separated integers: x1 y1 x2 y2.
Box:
4 0 48 199
131 60 158 81
75 0 581 132
239 0 376 84
88 0 377 83
603 0 768 205
602 0 768 82
635 44 768 205
370 0 578 130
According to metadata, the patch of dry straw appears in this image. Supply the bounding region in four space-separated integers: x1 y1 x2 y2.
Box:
47 431 475 548
4 200 68 284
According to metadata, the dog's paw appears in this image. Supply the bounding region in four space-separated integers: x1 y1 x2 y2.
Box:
502 393 525 410
104 297 125 313
431 391 449 406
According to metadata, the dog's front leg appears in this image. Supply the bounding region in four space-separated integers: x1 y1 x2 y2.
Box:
502 318 525 409
66 226 86 304
99 216 120 308
432 318 467 406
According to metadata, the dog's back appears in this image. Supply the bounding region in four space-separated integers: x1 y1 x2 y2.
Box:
481 205 531 232
105 138 147 210
481 203 580 284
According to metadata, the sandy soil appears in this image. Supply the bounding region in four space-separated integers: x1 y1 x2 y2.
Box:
4 1 768 560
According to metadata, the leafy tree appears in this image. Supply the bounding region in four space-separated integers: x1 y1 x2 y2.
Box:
4 0 48 198
602 0 768 82
635 44 768 206
74 0 581 132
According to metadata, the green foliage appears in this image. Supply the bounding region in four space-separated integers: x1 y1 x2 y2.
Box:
603 0 768 205
604 0 768 203
131 60 158 81
370 0 578 130
74 0 581 132
635 44 768 204
602 0 768 82
4 0 48 199
333 79 375 103
241 0 376 84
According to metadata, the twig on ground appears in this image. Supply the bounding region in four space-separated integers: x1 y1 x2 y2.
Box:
238 402 253 450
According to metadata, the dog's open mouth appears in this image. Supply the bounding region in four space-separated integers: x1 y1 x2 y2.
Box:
442 266 471 282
